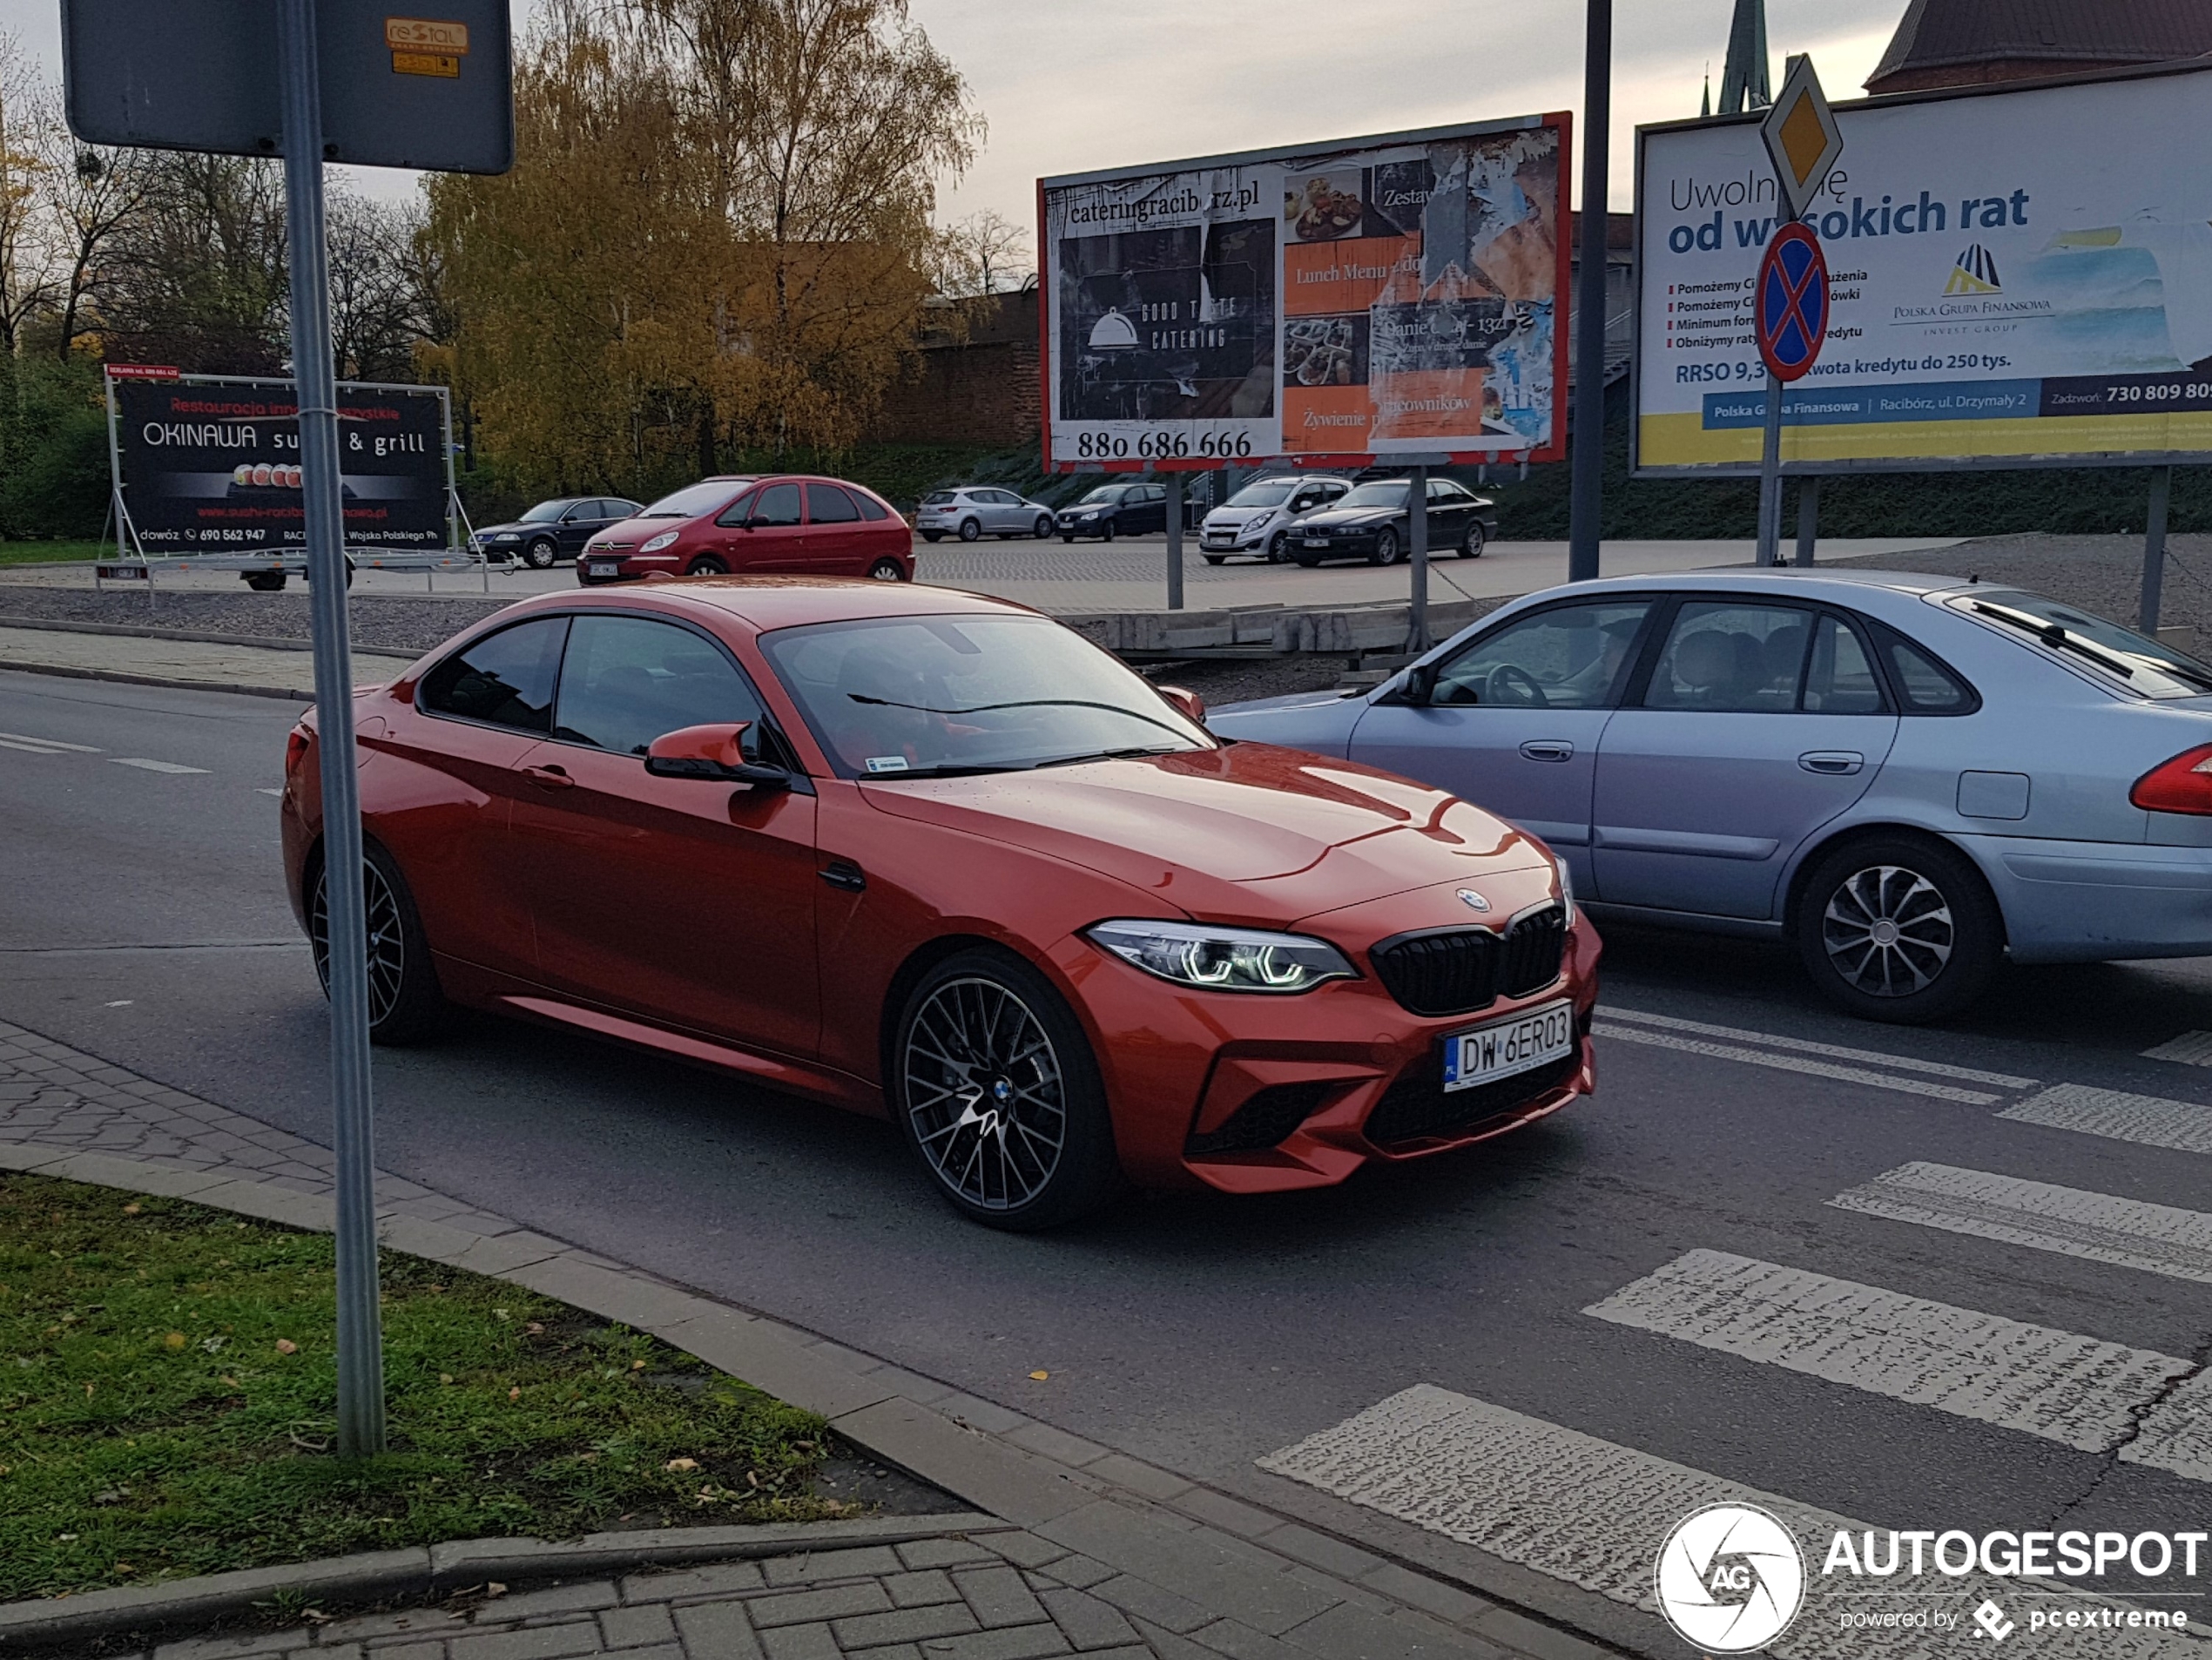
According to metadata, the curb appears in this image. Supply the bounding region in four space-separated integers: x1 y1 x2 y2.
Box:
0 1515 1008 1649
0 659 316 701
0 616 326 651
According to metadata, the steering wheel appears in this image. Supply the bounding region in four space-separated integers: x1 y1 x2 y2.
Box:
1482 664 1550 708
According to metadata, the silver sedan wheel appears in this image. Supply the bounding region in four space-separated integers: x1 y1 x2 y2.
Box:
903 976 1067 1211
310 857 407 1027
1821 865 1954 997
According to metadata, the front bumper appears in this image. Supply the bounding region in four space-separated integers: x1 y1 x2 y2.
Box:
1200 522 1271 552
577 551 680 584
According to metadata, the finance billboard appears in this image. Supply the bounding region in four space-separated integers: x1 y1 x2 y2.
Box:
1040 113 1569 470
1635 62 2212 475
111 375 453 555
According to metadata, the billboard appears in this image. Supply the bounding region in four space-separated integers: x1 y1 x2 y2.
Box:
1040 113 1569 470
1635 61 2212 475
110 375 454 555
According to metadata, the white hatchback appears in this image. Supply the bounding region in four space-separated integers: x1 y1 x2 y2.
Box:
1198 475 1353 564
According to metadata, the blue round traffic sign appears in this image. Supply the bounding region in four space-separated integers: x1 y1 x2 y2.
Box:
1756 223 1830 382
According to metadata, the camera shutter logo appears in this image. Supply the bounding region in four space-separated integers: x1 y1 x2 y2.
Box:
1655 1503 1806 1653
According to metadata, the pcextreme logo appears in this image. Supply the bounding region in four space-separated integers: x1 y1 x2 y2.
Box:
1656 1503 1808 1653
1945 244 2003 296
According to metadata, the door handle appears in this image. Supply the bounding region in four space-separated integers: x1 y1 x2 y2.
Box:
1519 740 1575 763
523 764 575 789
1799 751 1864 776
819 859 866 893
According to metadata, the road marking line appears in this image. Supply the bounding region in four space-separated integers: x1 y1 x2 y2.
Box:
256 787 282 797
0 739 69 754
1584 1248 2211 1481
108 758 211 775
2143 1031 2212 1067
1829 1162 2212 1285
0 731 101 752
1594 1022 2004 1103
2000 1083 2212 1157
1259 1387 2204 1660
1603 1005 2037 1089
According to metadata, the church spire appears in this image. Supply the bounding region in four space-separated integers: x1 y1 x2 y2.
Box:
1718 0 1770 114
1701 64 1712 118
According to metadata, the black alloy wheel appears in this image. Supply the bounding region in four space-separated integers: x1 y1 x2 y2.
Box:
1794 834 2002 1024
523 537 558 570
892 948 1123 1229
308 842 450 1045
1459 523 1487 559
1366 527 1399 566
958 517 982 542
685 555 730 577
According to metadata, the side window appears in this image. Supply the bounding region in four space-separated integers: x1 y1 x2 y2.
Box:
851 490 889 521
553 616 765 756
1879 630 1978 713
1804 616 1885 713
806 483 861 523
1430 601 1653 709
713 489 756 527
750 482 802 527
419 617 568 734
1644 603 1813 712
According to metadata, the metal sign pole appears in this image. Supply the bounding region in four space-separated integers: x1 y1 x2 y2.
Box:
1164 475 1184 611
278 0 386 1459
2143 466 2173 632
1567 0 1612 584
1407 465 1430 651
1756 373 1784 566
1793 474 1819 566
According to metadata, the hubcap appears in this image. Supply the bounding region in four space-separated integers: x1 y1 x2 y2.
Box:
1821 865 1953 997
904 977 1065 1211
310 860 407 1026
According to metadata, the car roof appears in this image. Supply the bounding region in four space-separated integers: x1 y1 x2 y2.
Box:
1558 567 1979 600
497 577 1040 634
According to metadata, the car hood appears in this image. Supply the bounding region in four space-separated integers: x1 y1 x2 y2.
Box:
1303 505 1400 528
1203 508 1271 526
860 741 1550 928
475 520 556 538
590 516 686 543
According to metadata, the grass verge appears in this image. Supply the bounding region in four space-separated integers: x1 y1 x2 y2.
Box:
0 541 111 567
0 1172 840 1602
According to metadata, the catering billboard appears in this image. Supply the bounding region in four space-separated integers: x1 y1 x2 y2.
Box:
1635 61 2212 476
1040 113 1569 470
109 372 454 554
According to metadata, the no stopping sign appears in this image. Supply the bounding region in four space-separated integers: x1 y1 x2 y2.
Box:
1756 223 1830 382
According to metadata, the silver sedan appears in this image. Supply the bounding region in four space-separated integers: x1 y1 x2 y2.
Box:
1210 569 2212 1023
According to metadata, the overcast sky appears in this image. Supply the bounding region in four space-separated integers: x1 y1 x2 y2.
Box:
3 0 1907 221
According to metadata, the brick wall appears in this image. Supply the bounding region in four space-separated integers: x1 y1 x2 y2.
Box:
867 290 1042 446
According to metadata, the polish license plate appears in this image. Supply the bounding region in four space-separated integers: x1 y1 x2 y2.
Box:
1304 536 1330 547
1442 1001 1574 1092
586 561 619 577
1203 534 1231 546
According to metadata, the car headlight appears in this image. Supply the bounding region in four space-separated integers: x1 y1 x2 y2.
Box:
640 530 678 552
1553 854 1575 925
491 532 519 543
1087 920 1356 994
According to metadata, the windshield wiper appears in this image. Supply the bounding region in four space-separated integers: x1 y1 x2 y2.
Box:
1032 745 1186 768
1971 601 2136 678
846 693 1191 741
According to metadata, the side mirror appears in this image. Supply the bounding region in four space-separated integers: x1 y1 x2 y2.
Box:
644 721 791 787
1157 685 1206 725
1401 662 1440 706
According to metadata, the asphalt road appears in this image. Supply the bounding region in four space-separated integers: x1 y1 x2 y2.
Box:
5 667 2210 1650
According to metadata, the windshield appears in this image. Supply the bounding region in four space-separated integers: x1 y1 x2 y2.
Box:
1226 480 1298 509
1334 481 1408 509
762 613 1212 778
640 479 753 519
1076 486 1128 505
519 500 574 523
1962 589 2212 698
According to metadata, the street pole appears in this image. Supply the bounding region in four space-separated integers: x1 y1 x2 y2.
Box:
1793 474 1818 566
278 0 385 1458
1567 0 1612 584
1755 372 1784 566
1163 474 1184 611
1407 465 1430 651
2143 465 2173 633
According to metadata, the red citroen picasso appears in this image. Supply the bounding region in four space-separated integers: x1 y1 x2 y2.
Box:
577 476 914 585
281 578 1599 1229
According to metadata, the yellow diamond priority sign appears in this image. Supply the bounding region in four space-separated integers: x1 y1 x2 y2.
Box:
1761 56 1844 222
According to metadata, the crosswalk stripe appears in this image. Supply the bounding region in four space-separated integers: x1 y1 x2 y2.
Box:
1829 1162 2212 1285
1584 1249 2212 1481
0 731 100 752
2000 1083 2212 1157
1260 1386 2206 1660
1595 1021 2004 1104
0 739 69 754
1602 1006 2038 1089
2143 1032 2212 1067
108 758 210 775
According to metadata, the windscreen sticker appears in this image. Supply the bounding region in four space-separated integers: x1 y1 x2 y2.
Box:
865 756 910 773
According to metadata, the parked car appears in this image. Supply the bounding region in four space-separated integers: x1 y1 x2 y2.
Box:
577 476 911 585
471 497 644 569
1055 481 1170 542
916 486 1057 543
282 579 1597 1229
1199 475 1353 564
1291 476 1495 566
1211 569 2212 1024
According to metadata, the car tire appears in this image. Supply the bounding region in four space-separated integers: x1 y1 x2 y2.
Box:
1204 555 1225 565
921 531 943 543
1367 528 1399 566
1060 535 1075 544
308 841 451 1046
866 557 906 582
523 537 557 570
1034 515 1054 538
891 947 1123 1230
958 517 981 542
1793 833 2003 1024
1459 523 1487 559
1266 530 1290 563
243 571 287 592
1101 519 1115 542
1294 550 1324 568
685 555 730 577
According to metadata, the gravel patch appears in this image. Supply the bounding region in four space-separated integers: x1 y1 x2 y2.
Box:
0 587 516 658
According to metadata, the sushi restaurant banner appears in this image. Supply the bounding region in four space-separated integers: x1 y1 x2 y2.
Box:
1039 113 1569 470
1635 61 2212 475
110 373 453 553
